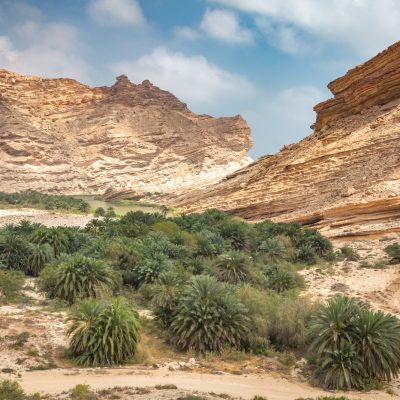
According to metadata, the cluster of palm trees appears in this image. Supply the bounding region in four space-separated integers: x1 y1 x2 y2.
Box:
1 209 400 390
309 296 400 389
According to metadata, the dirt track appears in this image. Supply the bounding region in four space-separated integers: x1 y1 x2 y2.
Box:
16 367 393 400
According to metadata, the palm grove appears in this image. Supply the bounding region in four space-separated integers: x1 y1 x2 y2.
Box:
1 205 400 391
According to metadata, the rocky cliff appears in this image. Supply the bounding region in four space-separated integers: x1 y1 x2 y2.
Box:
0 70 252 195
176 42 400 238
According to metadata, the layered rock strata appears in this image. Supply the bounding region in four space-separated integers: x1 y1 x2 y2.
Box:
0 70 252 194
175 42 400 238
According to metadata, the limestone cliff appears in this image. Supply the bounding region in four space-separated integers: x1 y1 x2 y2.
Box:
0 70 252 194
176 42 400 238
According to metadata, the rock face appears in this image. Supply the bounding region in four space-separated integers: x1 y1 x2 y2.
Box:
176 42 400 238
0 70 252 195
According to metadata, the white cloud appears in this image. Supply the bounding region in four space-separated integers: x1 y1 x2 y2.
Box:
0 1 89 81
0 23 89 81
88 0 147 28
255 18 306 54
173 26 201 41
244 86 326 156
200 8 253 44
210 0 400 56
112 47 254 109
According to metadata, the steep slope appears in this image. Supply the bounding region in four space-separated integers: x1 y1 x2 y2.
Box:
176 42 400 238
0 70 251 194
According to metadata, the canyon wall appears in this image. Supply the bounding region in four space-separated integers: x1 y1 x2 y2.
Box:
0 70 252 195
175 42 400 238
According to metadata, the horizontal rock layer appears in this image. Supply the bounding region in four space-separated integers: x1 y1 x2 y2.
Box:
175 42 400 238
0 70 252 194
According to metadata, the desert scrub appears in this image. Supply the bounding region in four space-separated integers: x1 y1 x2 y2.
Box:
67 297 140 366
71 384 95 400
0 269 25 303
384 243 400 263
0 190 90 213
0 379 26 400
339 246 360 261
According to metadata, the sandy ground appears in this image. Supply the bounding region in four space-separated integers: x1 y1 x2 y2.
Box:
301 235 400 317
0 279 68 374
0 208 92 228
15 367 393 400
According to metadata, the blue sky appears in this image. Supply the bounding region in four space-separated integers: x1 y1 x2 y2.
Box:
0 0 399 158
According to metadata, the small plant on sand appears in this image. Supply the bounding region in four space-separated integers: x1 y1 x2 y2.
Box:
71 384 95 400
0 379 26 400
384 243 400 263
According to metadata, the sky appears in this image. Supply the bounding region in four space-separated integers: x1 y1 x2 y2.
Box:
0 0 399 158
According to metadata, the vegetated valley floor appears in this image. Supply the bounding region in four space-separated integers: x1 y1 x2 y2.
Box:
0 209 399 399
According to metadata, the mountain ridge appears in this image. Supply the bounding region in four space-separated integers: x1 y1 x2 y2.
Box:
174 41 400 238
0 68 252 195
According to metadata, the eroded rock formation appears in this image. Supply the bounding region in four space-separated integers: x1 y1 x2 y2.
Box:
176 41 400 238
0 70 251 194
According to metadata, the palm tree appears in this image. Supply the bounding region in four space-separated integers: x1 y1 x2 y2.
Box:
152 271 184 326
268 269 297 293
258 238 286 263
0 233 30 271
170 275 249 352
355 308 400 381
43 255 119 304
319 343 366 389
27 243 53 276
309 296 360 357
31 227 69 257
309 296 400 389
67 298 140 366
214 251 250 284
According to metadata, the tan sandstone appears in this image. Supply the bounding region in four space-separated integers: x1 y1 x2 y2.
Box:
175 41 400 238
0 70 252 195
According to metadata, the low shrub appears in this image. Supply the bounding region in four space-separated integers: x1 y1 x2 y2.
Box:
384 243 400 263
0 269 25 303
339 246 360 261
71 384 95 400
0 379 26 400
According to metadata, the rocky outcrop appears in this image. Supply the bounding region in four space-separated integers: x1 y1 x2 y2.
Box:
175 41 400 238
314 41 400 130
0 69 252 194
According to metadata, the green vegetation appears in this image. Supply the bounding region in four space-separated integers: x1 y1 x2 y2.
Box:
384 243 400 263
0 190 89 213
0 269 25 303
71 384 95 400
309 296 400 389
339 246 360 261
1 205 400 391
170 275 249 352
39 255 120 304
67 298 140 366
0 380 26 400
